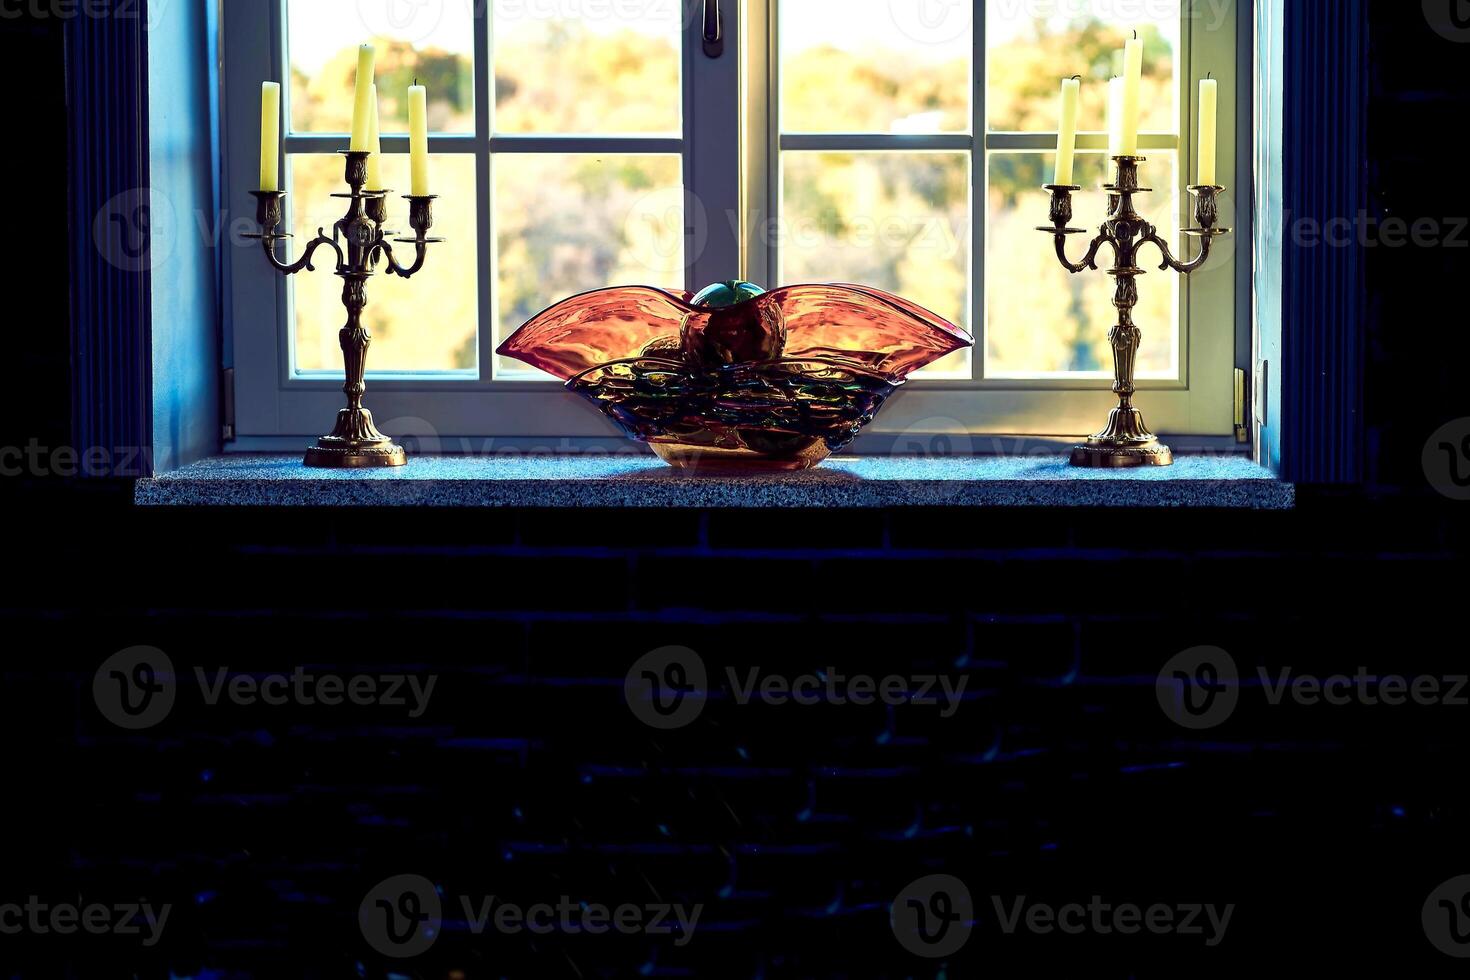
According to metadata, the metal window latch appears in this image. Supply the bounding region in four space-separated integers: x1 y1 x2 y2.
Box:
1233 368 1249 443
703 0 723 58
222 367 236 442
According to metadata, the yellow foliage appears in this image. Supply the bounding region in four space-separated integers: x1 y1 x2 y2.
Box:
284 19 1182 377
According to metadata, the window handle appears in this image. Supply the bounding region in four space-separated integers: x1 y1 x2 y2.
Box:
702 0 723 58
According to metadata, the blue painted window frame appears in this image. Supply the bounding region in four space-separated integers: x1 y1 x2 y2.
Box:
1252 0 1367 482
68 0 221 476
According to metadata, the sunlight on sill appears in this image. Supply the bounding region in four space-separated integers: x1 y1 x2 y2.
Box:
135 455 1292 510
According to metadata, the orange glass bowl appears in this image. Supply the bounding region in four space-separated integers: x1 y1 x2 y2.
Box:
496 281 974 470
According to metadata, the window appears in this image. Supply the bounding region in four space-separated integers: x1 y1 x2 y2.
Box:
224 1 1238 448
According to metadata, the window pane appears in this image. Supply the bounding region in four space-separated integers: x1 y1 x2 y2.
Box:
984 152 1178 378
494 154 684 376
492 0 681 135
288 1 475 134
288 154 479 374
781 0 971 134
780 151 970 375
986 4 1179 133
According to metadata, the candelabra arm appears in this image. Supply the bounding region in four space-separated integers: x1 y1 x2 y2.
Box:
1054 227 1115 275
1038 184 1114 274
1143 226 1213 274
248 191 346 275
375 239 429 279
262 229 344 276
1143 184 1229 275
373 194 441 279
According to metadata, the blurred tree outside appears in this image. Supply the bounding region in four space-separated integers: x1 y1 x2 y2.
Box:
285 12 1179 377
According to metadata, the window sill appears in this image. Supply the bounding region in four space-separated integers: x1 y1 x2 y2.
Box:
134 454 1293 510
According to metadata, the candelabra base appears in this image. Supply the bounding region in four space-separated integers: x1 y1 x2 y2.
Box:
1069 439 1174 468
303 408 407 468
304 441 407 468
1069 405 1173 468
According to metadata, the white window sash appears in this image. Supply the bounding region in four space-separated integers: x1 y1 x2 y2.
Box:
223 0 1243 448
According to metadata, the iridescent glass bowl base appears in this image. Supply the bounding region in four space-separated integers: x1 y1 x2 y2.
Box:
567 356 900 470
649 442 831 471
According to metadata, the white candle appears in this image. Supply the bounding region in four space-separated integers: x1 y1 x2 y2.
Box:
1119 35 1143 156
1198 77 1219 186
349 45 375 152
259 82 280 192
365 84 383 190
1107 77 1124 159
1054 76 1081 186
408 84 431 196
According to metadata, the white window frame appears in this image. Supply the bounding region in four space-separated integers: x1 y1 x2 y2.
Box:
223 0 1242 451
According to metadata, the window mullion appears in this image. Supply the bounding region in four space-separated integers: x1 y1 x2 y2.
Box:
972 0 985 381
684 0 743 291
983 133 1180 151
488 137 684 154
476 0 494 381
741 0 774 285
779 134 973 151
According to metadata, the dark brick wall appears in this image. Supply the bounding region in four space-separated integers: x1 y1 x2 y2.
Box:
2 490 1467 977
6 2 1470 976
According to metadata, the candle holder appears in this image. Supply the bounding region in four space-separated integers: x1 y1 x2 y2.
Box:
247 150 443 468
1039 156 1229 467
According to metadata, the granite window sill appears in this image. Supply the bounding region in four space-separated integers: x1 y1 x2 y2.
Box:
133 454 1293 509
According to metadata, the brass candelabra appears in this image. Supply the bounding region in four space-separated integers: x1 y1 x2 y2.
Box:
248 150 442 468
1039 155 1229 467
